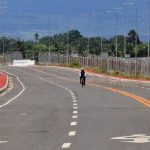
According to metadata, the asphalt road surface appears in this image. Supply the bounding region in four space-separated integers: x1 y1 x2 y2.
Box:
0 66 150 150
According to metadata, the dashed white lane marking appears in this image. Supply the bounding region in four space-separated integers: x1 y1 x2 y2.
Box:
73 107 78 109
68 131 76 136
73 111 78 114
73 103 78 106
72 115 78 118
13 68 78 149
71 122 77 126
20 113 27 116
61 143 71 149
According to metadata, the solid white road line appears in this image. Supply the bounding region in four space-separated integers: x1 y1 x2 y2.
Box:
0 71 25 108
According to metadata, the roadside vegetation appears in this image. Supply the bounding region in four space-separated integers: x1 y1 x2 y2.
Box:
0 29 149 80
0 29 148 59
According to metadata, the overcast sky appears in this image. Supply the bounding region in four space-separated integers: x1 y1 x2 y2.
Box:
0 0 149 41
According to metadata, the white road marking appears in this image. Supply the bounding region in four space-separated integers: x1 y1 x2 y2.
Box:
71 122 77 126
73 103 78 106
0 110 7 112
73 111 78 114
68 131 76 136
20 113 27 116
0 71 25 108
73 100 77 103
61 143 71 148
111 134 150 143
0 141 8 144
72 115 78 118
73 107 78 109
14 68 79 149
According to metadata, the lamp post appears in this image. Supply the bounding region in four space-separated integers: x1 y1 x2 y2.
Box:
123 2 138 76
106 10 119 60
123 8 127 58
99 12 104 56
48 17 51 51
80 13 90 57
148 1 150 59
67 17 70 57
2 38 4 56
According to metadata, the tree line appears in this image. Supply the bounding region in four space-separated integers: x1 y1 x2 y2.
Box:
0 29 148 60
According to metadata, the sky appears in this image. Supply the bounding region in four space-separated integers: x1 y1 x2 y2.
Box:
0 0 149 41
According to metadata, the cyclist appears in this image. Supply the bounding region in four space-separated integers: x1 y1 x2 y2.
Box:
79 67 86 85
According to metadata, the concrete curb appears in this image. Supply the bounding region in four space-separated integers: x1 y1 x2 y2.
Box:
0 73 9 94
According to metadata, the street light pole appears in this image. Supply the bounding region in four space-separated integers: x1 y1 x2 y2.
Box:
48 17 51 51
148 1 150 59
2 39 4 56
106 10 118 59
106 10 118 71
99 13 103 55
123 2 138 76
122 6 127 58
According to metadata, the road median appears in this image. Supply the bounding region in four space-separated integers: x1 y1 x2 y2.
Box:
0 72 9 93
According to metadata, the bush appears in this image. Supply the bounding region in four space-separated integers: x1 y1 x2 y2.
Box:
70 60 80 67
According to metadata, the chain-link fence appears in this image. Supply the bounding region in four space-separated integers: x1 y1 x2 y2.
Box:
0 52 23 65
38 53 150 78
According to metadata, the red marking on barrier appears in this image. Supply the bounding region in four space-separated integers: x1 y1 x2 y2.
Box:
0 73 7 89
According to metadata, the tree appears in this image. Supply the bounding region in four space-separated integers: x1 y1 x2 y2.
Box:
109 35 124 57
34 33 39 42
136 44 148 57
127 29 141 47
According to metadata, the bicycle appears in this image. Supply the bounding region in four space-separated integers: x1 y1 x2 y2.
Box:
80 77 85 87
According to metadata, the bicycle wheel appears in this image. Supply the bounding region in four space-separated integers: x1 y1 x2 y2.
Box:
81 77 84 87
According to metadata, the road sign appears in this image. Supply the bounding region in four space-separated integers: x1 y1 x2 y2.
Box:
100 52 108 58
125 54 130 58
111 134 150 143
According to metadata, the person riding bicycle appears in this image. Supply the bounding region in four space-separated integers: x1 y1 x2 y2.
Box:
79 67 86 85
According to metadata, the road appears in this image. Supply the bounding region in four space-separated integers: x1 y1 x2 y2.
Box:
0 66 150 150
